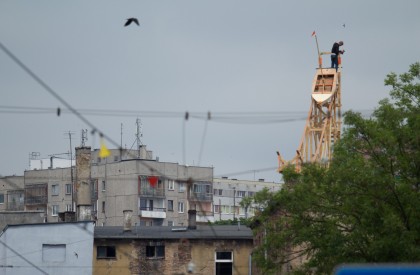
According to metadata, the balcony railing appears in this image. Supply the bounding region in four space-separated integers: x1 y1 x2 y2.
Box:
140 207 166 212
189 192 212 202
139 207 166 219
139 187 165 197
25 196 48 205
196 211 215 223
7 203 24 211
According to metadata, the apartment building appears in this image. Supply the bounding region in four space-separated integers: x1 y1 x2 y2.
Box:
16 146 213 227
3 146 282 228
212 177 282 221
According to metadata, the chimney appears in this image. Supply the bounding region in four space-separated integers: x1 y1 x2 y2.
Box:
123 210 133 232
187 210 197 230
76 146 92 221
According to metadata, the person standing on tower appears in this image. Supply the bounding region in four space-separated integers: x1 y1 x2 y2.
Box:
331 41 344 72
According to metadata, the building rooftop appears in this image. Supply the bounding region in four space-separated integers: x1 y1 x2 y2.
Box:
94 225 253 240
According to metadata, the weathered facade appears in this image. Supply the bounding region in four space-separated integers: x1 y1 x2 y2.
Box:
93 224 253 275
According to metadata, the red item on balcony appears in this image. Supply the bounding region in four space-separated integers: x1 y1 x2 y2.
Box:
148 176 158 188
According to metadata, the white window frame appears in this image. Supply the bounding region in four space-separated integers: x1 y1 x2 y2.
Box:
51 184 59 196
65 184 72 195
215 251 233 275
168 180 175 190
237 191 246 198
214 205 220 213
178 201 184 213
52 205 59 216
179 182 185 192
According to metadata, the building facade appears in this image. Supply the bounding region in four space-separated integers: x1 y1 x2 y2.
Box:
93 223 253 275
213 177 282 221
0 176 24 212
0 221 94 275
3 146 283 229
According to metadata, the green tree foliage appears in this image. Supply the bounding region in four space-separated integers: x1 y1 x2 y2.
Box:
252 63 420 274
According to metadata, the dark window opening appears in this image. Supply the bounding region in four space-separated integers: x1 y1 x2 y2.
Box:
216 262 233 275
97 246 116 259
146 245 165 259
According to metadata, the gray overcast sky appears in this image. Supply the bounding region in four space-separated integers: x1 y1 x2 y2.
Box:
1 0 419 182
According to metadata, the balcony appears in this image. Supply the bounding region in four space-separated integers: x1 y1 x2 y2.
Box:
139 187 165 198
189 192 212 202
196 211 215 223
7 202 24 211
25 196 48 205
139 207 166 219
25 184 47 205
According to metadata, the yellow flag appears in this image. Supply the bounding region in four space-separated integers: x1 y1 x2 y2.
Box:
99 139 110 158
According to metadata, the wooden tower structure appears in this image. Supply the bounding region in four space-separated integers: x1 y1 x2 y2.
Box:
277 51 342 173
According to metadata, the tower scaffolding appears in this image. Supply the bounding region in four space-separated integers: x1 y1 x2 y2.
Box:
277 49 342 173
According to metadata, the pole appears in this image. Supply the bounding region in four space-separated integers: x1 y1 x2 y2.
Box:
314 34 326 87
68 131 74 212
233 187 236 221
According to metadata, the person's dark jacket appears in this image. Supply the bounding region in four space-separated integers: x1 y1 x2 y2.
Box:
331 42 340 55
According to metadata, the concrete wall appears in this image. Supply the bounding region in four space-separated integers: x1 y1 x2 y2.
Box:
93 159 213 227
0 211 44 231
25 167 73 222
0 221 94 275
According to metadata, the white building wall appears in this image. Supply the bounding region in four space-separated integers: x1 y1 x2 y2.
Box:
213 178 282 221
0 221 94 275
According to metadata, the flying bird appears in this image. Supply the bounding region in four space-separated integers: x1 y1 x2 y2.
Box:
125 18 139 27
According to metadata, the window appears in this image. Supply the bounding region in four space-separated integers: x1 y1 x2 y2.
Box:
214 205 220 213
248 191 255 197
167 200 174 211
114 156 119 162
52 205 59 216
66 204 72 211
179 182 185 192
65 184 72 195
97 246 116 259
51 184 59 196
178 202 184 213
168 180 175 190
102 180 106 191
0 193 4 204
214 188 223 196
102 201 106 213
215 251 233 275
146 243 165 259
42 244 66 262
221 205 230 214
168 221 173 227
237 191 246 198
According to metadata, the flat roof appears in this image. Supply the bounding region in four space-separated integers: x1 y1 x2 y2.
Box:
94 225 253 240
